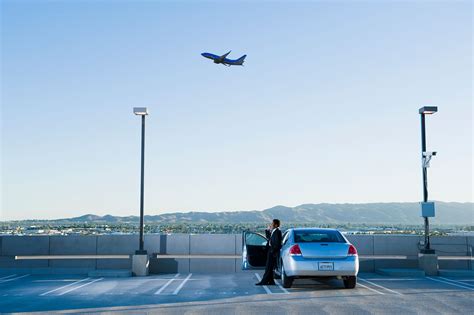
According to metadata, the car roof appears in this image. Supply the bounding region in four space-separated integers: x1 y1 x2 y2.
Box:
288 228 340 232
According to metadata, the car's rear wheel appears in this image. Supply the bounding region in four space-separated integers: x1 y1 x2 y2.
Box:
281 264 293 288
343 276 357 289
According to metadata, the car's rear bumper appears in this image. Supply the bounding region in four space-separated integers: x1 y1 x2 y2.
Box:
283 256 359 277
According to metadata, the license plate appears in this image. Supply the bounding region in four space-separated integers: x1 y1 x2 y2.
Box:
318 262 334 271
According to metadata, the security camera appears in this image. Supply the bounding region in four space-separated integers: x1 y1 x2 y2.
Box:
423 151 437 157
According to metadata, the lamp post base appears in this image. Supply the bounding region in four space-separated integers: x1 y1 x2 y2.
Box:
132 253 149 276
418 252 438 276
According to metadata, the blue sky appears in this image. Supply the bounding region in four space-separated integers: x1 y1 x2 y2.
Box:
1 1 472 220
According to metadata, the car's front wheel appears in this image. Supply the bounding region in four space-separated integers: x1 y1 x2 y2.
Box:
343 276 357 289
281 263 294 288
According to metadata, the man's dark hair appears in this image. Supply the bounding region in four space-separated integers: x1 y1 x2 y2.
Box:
273 219 280 227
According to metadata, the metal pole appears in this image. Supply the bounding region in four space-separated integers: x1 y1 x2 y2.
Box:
420 113 430 252
138 114 146 254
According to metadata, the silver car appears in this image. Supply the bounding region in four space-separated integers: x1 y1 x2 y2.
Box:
242 228 359 289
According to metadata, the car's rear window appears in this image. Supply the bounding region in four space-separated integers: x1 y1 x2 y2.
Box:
293 230 345 243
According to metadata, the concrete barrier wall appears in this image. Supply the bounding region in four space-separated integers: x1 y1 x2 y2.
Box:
190 234 237 273
0 234 472 273
96 235 135 270
0 236 50 269
431 236 472 270
153 234 189 273
345 235 374 271
373 235 422 270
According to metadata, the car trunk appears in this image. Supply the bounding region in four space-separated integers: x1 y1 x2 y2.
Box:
297 242 349 259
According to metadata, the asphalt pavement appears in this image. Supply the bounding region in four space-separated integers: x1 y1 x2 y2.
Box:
0 272 473 314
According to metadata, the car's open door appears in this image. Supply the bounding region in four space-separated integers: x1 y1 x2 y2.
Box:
242 231 268 270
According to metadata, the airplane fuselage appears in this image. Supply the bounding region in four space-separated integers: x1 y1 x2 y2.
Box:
201 52 246 66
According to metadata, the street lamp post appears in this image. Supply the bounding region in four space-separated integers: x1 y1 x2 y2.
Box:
418 106 437 254
134 107 148 255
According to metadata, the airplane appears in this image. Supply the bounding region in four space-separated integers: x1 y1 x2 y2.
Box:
201 51 247 66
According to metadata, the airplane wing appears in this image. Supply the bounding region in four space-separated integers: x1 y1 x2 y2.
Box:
219 51 231 60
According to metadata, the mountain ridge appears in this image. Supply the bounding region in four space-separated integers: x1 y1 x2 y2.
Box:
14 201 473 225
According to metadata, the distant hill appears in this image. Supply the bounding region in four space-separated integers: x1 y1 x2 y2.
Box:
48 202 473 225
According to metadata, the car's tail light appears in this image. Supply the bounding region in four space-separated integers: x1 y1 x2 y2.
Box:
348 244 358 256
289 244 302 256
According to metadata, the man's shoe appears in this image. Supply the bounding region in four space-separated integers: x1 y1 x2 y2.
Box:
255 282 265 286
267 281 276 285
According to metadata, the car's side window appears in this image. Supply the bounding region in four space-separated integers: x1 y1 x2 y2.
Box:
282 231 289 245
245 232 267 246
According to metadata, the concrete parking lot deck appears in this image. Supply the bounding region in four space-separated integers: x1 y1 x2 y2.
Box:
0 272 473 314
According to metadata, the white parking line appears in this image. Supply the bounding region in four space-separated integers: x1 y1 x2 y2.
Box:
0 274 17 281
438 277 474 288
0 274 30 283
172 273 193 295
275 280 290 294
357 282 385 295
58 278 103 296
155 273 179 295
35 279 86 283
427 277 474 291
254 273 272 295
40 278 91 296
359 278 403 295
361 278 418 281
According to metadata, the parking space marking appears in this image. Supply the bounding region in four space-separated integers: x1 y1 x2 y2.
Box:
58 278 103 295
0 274 30 283
361 278 419 281
172 273 192 295
438 277 474 288
40 278 91 296
254 273 272 295
275 280 290 294
357 282 385 295
34 279 86 283
426 277 474 291
359 278 403 295
0 274 17 280
155 273 179 295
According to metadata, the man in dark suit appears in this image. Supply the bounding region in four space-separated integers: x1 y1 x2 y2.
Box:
256 219 282 285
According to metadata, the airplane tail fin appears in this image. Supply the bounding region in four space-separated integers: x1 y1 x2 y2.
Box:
236 55 247 65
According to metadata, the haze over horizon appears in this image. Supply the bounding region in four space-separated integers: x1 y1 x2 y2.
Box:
1 1 473 221
2 200 473 222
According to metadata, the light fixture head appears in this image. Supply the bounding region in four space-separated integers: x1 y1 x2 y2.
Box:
419 106 438 115
133 107 149 116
